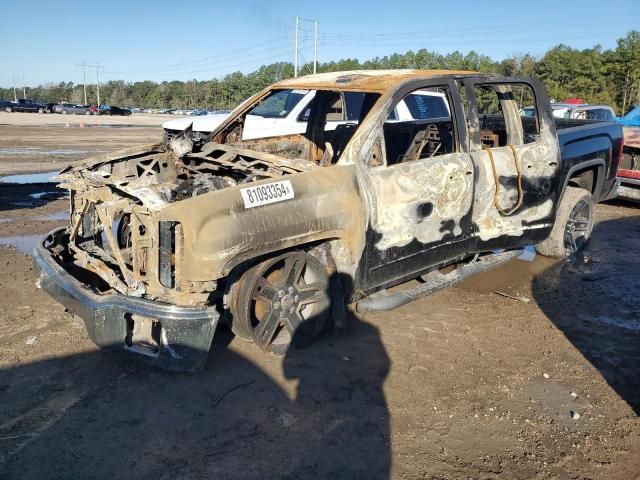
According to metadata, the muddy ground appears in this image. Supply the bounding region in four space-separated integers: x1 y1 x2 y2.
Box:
0 119 638 479
0 111 167 175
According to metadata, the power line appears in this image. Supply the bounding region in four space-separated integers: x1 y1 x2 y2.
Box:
320 17 639 41
122 48 293 79
321 33 606 49
104 37 290 75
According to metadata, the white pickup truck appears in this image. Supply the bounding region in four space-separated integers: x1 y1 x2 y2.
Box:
163 89 449 146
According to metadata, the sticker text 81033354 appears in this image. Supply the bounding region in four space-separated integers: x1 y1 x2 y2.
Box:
240 180 295 208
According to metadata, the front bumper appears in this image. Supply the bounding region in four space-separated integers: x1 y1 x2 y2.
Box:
33 228 220 371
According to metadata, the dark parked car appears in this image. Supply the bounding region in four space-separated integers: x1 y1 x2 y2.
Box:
3 99 47 113
53 103 91 115
44 103 58 113
99 105 131 116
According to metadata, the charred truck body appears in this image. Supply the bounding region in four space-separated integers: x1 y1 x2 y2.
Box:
34 71 623 370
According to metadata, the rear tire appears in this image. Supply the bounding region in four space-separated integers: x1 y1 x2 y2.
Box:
61 110 67 115
535 186 594 258
4 106 12 113
38 108 44 113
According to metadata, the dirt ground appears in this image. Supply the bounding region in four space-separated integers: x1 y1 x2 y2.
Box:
0 119 638 480
0 111 170 175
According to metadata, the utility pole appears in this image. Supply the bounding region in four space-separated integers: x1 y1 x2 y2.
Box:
96 65 101 107
292 17 318 77
313 20 318 74
77 61 88 105
22 74 26 99
79 63 103 106
12 74 17 102
294 16 299 77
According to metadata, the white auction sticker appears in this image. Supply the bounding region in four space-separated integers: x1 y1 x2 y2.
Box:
241 180 295 208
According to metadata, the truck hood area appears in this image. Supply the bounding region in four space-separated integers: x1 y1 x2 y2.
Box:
56 141 320 303
59 141 317 210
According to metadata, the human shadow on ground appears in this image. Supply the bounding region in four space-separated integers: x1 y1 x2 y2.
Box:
531 216 640 414
0 272 391 479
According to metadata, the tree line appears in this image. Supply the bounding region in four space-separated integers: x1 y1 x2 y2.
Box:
2 31 638 115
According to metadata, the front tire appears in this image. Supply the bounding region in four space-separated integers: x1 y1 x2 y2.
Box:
229 252 332 354
536 186 594 258
61 110 67 115
4 106 12 113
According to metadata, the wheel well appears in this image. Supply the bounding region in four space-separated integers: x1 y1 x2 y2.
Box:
567 165 601 197
222 240 339 301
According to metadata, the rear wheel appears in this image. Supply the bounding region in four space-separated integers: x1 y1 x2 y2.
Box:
38 107 44 113
230 252 332 354
4 106 12 113
61 109 67 115
535 186 594 258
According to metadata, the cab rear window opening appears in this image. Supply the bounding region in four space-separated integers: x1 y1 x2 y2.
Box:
472 82 541 147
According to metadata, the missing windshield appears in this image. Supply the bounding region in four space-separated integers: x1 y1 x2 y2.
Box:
218 89 381 165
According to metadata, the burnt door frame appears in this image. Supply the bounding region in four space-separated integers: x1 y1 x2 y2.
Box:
360 78 478 291
460 76 561 251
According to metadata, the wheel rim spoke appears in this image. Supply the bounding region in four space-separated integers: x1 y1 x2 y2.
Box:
282 310 304 335
297 283 326 305
253 308 281 348
283 256 305 288
564 199 591 255
239 252 332 352
253 277 279 302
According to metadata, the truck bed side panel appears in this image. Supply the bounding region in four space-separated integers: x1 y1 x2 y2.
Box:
556 121 622 201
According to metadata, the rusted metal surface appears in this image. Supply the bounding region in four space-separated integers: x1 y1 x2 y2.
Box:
623 125 640 150
273 69 477 93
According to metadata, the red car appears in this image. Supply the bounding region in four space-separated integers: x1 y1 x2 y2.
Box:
615 106 640 201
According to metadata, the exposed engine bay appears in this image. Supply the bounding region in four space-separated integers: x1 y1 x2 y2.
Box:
56 139 319 305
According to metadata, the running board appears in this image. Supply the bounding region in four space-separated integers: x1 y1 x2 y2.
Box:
355 249 524 313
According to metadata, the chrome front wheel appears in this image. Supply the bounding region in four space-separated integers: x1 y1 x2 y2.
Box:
231 252 331 354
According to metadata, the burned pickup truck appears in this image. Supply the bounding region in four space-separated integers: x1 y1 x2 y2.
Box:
34 70 623 371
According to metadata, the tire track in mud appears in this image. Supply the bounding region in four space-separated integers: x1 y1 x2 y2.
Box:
0 390 85 463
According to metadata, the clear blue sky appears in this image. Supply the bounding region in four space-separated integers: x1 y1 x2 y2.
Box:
1 0 638 87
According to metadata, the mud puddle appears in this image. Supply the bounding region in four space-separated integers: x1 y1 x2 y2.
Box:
38 211 67 221
0 235 42 255
54 124 140 129
458 252 559 294
28 189 69 202
0 171 59 184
